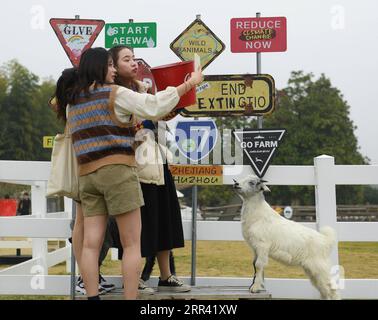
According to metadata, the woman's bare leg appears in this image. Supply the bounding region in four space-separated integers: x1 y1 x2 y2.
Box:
115 208 142 300
72 204 84 270
80 215 107 297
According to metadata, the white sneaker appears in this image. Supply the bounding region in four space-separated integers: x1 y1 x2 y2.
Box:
157 275 191 292
99 274 115 293
75 276 107 295
138 279 154 295
75 277 86 295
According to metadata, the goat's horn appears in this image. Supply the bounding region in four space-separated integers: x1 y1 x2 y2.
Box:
233 179 238 183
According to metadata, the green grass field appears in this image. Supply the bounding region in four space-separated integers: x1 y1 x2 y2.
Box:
0 241 377 299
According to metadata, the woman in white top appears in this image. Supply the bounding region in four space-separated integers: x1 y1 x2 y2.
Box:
109 45 192 292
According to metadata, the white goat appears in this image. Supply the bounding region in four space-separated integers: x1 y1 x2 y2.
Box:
233 175 340 300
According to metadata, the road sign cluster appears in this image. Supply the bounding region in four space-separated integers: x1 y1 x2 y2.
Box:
49 14 288 180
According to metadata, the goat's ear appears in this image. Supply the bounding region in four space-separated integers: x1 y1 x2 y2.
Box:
261 183 271 192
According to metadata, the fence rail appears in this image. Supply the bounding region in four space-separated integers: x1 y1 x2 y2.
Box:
0 156 378 299
200 204 378 221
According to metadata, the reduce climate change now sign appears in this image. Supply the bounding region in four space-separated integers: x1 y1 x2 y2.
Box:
230 17 287 53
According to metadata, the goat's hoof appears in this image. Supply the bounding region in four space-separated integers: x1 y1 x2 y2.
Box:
249 284 264 293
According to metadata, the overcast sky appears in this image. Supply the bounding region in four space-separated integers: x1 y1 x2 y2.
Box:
1 0 377 164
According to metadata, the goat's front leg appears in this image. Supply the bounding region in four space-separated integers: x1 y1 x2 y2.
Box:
249 249 268 293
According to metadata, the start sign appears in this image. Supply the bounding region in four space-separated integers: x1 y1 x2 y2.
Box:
181 74 275 117
105 22 157 48
230 17 287 53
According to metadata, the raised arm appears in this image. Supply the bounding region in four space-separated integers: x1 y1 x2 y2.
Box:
114 68 203 121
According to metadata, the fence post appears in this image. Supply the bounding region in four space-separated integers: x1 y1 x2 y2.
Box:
314 155 339 268
64 197 73 273
31 181 48 276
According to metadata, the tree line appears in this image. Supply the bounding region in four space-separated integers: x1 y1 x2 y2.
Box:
0 60 377 204
198 71 378 206
0 60 63 162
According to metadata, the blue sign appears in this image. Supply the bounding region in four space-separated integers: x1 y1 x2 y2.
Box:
175 120 218 162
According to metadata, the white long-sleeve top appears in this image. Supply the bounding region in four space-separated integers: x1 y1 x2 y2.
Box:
114 86 179 123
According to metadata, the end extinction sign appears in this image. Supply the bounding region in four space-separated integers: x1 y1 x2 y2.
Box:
105 22 157 48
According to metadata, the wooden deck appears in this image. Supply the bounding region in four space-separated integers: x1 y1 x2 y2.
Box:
75 286 271 300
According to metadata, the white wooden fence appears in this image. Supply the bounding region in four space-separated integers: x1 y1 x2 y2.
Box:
0 155 377 299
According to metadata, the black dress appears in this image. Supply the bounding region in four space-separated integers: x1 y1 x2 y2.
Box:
140 163 185 257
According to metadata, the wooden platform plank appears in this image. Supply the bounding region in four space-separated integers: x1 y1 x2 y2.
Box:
76 286 271 300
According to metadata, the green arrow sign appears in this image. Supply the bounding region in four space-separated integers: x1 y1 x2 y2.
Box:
105 22 157 48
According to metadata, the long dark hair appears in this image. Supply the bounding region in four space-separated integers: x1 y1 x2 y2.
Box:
52 68 78 122
108 45 139 91
69 47 111 104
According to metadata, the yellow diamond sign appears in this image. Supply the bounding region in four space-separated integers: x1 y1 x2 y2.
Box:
170 18 225 70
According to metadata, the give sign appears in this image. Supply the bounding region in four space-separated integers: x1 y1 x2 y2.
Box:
230 17 287 53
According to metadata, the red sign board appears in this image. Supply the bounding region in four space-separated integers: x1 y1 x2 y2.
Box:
135 59 156 94
50 18 105 67
0 199 17 216
230 17 287 53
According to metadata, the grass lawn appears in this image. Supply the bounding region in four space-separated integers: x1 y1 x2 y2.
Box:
1 241 378 278
0 241 377 299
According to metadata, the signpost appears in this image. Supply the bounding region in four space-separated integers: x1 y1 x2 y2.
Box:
50 18 105 67
170 16 225 70
105 22 157 48
180 74 275 117
233 129 286 178
231 14 287 128
171 14 225 285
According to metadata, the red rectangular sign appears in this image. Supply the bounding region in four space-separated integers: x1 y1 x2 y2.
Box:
230 17 287 53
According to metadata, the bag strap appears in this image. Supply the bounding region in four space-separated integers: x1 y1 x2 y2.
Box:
64 105 70 134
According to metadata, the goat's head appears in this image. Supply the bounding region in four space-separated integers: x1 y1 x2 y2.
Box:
233 174 270 198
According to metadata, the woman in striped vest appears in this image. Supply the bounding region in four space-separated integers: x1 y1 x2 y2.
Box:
66 47 202 300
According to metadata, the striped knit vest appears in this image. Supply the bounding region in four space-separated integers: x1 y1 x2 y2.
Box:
67 85 136 176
